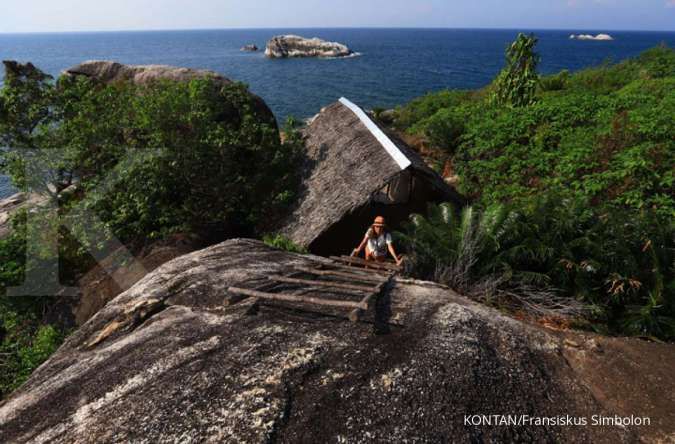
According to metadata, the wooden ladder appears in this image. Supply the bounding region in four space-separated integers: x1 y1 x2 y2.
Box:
227 256 400 322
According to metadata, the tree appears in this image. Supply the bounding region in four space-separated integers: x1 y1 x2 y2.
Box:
0 62 305 245
491 33 540 107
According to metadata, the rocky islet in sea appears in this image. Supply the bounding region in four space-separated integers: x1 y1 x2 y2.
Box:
265 35 354 58
569 33 614 41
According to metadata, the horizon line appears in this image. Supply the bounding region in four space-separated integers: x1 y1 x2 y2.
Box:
2 25 675 36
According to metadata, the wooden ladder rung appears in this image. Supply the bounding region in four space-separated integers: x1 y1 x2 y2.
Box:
269 275 377 293
227 287 364 310
319 261 391 276
329 255 401 272
293 266 386 284
224 280 281 306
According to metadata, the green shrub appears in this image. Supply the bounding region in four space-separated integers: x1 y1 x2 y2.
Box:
397 201 584 319
539 69 569 92
454 77 674 218
394 89 469 130
398 197 674 339
416 107 467 154
392 44 674 340
262 233 308 254
0 211 27 288
0 305 67 396
0 63 305 247
0 210 73 398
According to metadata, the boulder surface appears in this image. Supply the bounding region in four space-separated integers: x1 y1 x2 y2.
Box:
63 61 277 126
1 239 673 443
265 35 353 58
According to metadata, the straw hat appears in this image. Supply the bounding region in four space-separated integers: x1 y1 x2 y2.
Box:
372 216 386 227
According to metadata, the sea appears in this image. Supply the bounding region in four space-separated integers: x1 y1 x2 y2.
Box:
1 28 674 197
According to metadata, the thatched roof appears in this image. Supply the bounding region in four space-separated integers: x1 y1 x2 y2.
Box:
281 98 462 248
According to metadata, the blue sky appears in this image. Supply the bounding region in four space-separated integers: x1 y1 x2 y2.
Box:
2 0 674 33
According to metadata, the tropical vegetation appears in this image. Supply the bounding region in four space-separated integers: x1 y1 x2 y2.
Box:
395 36 674 340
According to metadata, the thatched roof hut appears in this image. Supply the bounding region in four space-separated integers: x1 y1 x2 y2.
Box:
280 98 463 255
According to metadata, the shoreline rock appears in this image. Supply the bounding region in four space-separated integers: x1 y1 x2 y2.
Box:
265 35 353 58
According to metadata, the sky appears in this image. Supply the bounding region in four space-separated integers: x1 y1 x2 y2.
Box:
1 0 674 33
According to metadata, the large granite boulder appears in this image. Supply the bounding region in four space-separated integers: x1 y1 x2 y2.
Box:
74 234 200 325
265 35 353 58
1 239 673 442
63 61 277 127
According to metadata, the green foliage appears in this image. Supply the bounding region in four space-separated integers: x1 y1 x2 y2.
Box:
414 107 467 154
0 210 71 398
262 233 308 254
0 211 27 288
399 197 674 339
396 45 675 219
393 89 470 130
567 44 675 93
456 79 675 218
397 202 521 287
0 304 66 396
490 33 540 107
0 63 305 247
539 69 569 92
395 45 675 339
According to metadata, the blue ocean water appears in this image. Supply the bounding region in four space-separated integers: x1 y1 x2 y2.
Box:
0 28 674 198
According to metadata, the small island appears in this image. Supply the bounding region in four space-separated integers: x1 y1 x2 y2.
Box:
569 33 614 41
241 44 258 52
265 35 353 58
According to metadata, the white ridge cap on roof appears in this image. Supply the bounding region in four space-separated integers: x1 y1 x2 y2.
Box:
339 97 412 170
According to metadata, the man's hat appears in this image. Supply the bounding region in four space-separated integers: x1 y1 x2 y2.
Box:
372 216 386 227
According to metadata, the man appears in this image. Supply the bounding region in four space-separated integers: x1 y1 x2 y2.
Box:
352 216 403 266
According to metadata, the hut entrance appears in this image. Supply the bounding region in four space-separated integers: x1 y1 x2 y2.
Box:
308 171 447 257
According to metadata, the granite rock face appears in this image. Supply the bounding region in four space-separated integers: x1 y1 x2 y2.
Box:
1 239 673 443
64 61 277 126
64 61 233 85
265 35 353 58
